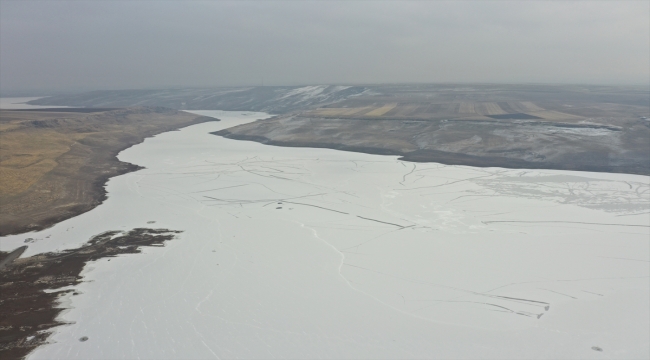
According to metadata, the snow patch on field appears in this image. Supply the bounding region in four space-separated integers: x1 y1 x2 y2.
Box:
278 85 352 103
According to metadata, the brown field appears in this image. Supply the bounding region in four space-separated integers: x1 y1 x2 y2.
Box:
388 104 420 117
363 103 398 116
477 102 506 115
526 110 586 121
519 101 545 112
310 106 373 117
458 102 475 113
0 108 215 236
1 125 89 196
303 101 589 123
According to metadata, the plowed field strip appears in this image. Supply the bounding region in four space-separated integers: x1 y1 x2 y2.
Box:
529 110 585 121
507 102 529 113
459 102 475 114
497 102 516 113
520 101 545 112
424 104 444 114
484 102 506 115
391 104 421 116
364 103 398 116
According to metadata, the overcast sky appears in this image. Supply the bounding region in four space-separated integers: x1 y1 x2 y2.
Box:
1 1 648 93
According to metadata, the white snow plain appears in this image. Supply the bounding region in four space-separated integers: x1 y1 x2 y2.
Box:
0 97 69 109
2 110 648 359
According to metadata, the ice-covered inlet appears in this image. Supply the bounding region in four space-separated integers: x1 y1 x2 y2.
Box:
2 111 648 359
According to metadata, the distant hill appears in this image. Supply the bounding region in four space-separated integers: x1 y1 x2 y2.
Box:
28 84 650 176
27 86 368 114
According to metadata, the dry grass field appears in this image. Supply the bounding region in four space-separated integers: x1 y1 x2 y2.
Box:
0 108 214 236
519 101 545 112
304 101 589 122
0 113 92 196
364 103 398 116
458 102 475 114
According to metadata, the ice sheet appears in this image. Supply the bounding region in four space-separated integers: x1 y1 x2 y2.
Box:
2 110 647 359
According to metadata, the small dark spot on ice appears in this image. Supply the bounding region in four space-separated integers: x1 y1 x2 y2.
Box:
276 207 282 209
79 336 88 342
592 346 603 352
147 221 156 224
277 202 282 204
212 250 216 252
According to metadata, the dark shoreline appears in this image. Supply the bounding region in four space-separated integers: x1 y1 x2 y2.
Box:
0 228 182 360
214 130 650 176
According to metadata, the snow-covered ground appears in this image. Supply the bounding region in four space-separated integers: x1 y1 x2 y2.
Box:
2 110 648 359
0 97 68 109
278 85 353 103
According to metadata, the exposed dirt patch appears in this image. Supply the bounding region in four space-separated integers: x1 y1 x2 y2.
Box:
0 228 182 360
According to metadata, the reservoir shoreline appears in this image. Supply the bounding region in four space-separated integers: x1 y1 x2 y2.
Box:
215 129 650 175
0 110 647 360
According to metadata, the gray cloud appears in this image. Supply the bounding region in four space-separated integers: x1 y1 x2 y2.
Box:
1 0 648 93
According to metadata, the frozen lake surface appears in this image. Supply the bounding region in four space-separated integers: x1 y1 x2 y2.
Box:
2 111 648 359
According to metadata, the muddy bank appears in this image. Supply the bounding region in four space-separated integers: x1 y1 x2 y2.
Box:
0 228 182 360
